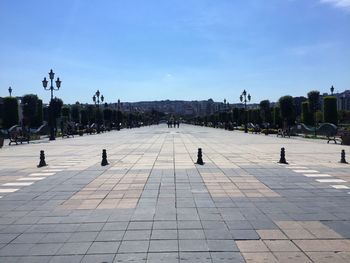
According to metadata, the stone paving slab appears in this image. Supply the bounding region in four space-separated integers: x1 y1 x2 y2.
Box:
0 124 349 262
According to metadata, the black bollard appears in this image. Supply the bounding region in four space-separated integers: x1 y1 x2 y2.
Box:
37 150 47 168
196 148 204 165
278 147 288 164
340 149 348 164
101 149 109 166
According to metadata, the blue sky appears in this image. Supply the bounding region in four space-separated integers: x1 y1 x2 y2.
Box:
0 0 349 104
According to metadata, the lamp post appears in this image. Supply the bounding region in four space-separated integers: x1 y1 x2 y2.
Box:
8 86 12 97
93 90 104 133
240 89 251 133
330 85 334 96
42 69 61 140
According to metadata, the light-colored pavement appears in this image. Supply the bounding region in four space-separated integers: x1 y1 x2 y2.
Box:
0 124 349 262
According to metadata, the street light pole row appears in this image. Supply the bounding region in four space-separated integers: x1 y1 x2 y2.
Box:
240 89 251 133
42 69 61 141
93 90 104 133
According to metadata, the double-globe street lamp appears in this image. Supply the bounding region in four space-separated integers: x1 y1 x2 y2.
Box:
93 90 104 133
42 69 61 141
240 89 251 133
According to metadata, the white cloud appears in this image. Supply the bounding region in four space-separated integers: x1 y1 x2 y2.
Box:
320 0 350 9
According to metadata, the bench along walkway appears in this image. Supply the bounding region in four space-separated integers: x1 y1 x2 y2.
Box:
0 124 349 262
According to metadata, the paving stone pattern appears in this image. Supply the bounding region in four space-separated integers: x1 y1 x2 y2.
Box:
0 124 349 262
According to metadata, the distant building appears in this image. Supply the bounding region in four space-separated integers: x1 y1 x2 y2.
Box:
335 90 350 111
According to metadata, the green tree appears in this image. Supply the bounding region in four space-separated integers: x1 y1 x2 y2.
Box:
232 108 239 124
43 106 49 123
0 100 3 127
316 110 323 124
301 101 313 125
49 98 63 131
307 90 320 126
338 110 350 124
86 105 95 124
96 108 103 125
249 109 261 124
3 97 19 128
33 99 43 127
71 104 80 123
323 96 338 125
61 106 70 122
103 108 113 127
22 94 39 127
278 96 295 127
259 100 271 124
50 98 63 119
80 108 88 125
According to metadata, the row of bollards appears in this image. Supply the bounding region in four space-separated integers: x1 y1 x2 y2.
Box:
278 147 348 165
36 148 348 168
278 147 288 164
37 149 110 168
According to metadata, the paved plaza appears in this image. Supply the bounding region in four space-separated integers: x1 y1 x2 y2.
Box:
0 124 349 262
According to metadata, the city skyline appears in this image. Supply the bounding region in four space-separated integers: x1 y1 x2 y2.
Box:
1 0 349 104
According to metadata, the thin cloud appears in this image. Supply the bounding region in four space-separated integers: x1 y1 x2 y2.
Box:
320 0 350 9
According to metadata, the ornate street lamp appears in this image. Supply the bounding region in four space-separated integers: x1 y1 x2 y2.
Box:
93 90 104 133
42 69 61 140
240 89 251 133
330 85 334 96
8 86 12 97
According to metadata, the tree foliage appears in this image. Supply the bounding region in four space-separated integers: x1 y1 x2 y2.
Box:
22 94 39 127
259 100 272 124
278 95 295 125
3 97 19 128
323 96 338 125
61 106 70 122
71 104 80 123
307 90 320 126
301 101 313 125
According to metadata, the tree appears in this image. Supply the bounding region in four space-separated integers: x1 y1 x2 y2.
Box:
278 96 295 127
71 104 80 123
33 99 43 127
307 90 320 136
50 98 63 119
301 101 313 125
22 94 39 127
307 90 320 125
96 108 103 125
80 108 88 125
259 100 271 124
103 108 113 127
43 106 49 123
61 106 70 122
0 100 3 127
86 105 95 124
3 97 19 128
232 108 239 124
49 98 63 131
323 96 338 125
248 109 261 124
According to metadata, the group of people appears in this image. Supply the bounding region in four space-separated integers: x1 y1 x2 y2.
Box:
167 120 180 128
